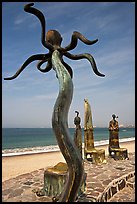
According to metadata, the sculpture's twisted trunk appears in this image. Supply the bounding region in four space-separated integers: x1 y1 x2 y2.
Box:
52 50 84 202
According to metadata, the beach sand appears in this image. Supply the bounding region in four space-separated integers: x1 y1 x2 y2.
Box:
2 140 135 182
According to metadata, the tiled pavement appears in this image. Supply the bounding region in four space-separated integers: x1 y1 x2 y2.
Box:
2 153 135 202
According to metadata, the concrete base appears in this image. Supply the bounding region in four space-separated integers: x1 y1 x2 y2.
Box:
85 148 106 164
43 162 67 198
109 147 128 160
43 162 86 200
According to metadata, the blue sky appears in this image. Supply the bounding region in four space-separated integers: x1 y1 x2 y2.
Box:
2 2 135 128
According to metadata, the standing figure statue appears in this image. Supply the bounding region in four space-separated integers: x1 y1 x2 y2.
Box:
109 114 119 150
108 114 128 160
74 111 83 158
4 3 105 202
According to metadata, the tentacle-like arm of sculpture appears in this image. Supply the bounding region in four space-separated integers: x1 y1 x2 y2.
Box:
37 58 52 73
64 52 105 77
24 3 54 51
52 50 84 202
4 54 50 80
63 31 98 52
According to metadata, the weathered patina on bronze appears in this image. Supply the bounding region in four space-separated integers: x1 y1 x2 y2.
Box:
4 3 105 202
52 50 84 202
74 111 83 157
108 114 128 160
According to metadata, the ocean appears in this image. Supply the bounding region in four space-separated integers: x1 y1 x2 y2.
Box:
2 127 135 156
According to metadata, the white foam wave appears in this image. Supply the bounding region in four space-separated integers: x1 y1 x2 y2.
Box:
94 137 135 147
2 137 135 157
2 145 60 157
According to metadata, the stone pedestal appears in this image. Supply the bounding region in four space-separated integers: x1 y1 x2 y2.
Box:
108 129 128 160
109 147 128 160
84 129 106 164
43 162 86 199
85 148 106 164
44 162 67 198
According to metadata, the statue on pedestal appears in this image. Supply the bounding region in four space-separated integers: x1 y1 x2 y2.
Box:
109 114 119 149
108 114 128 160
74 111 82 157
84 98 94 156
84 99 106 163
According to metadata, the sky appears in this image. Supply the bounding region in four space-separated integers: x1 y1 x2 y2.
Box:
2 2 135 128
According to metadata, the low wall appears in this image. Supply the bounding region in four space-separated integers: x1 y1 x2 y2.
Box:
96 171 135 202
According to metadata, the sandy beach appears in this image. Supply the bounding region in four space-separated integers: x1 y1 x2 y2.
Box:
2 140 135 182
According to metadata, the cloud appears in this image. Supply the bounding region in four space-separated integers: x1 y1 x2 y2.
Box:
26 91 58 103
14 15 29 25
97 47 134 70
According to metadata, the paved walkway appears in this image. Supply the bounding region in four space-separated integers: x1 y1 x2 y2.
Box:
2 153 135 202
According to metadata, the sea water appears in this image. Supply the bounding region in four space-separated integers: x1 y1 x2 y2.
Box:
2 127 135 156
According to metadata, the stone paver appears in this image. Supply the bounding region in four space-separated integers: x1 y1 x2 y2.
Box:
109 186 135 202
2 153 135 202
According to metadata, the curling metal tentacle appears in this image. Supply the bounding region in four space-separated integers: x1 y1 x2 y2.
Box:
4 54 48 80
64 31 98 52
24 3 53 51
37 58 52 73
64 52 105 77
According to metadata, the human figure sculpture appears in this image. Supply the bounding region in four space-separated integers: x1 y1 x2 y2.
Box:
109 114 119 149
74 111 83 157
4 3 105 202
108 114 128 160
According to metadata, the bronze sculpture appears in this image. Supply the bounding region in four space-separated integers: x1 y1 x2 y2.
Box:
4 3 105 202
109 114 119 149
84 98 94 157
84 99 106 163
74 111 83 157
108 114 128 160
